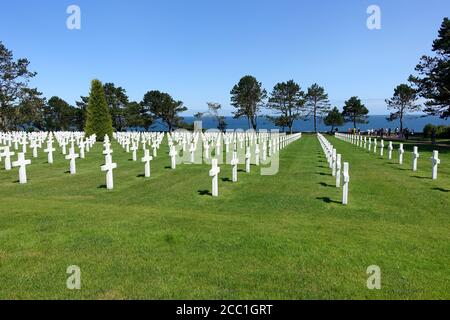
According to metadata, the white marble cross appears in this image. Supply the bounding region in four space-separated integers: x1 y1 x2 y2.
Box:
399 143 404 165
388 141 393 160
430 150 440 180
342 162 350 205
61 139 68 155
101 154 117 190
230 150 239 182
12 152 31 184
30 139 38 158
0 146 14 170
254 143 260 166
336 154 341 187
368 138 372 152
79 140 85 159
209 158 220 197
21 136 28 153
103 142 113 157
141 149 153 178
262 141 267 161
169 146 177 169
373 138 377 153
380 140 384 157
152 141 158 157
245 146 251 173
189 142 195 163
204 141 210 160
65 146 79 174
332 148 337 177
131 144 138 161
412 146 419 171
44 139 55 164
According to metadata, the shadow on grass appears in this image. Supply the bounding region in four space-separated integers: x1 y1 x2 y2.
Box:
316 196 341 204
97 184 107 189
136 174 145 178
198 189 212 196
221 178 232 182
316 172 331 176
318 182 334 188
164 166 172 169
432 187 449 192
412 175 430 180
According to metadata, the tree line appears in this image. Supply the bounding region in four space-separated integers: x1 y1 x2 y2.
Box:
0 18 448 134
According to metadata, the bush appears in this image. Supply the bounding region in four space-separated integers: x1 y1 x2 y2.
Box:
423 124 435 138
423 124 450 138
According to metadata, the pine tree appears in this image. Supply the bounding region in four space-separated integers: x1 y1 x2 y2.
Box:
84 79 113 140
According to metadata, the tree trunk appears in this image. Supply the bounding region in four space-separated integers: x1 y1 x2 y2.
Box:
399 114 403 137
314 112 317 133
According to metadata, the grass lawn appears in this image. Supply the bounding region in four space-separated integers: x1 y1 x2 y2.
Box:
0 134 449 299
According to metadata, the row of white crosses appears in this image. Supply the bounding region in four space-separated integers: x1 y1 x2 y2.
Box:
205 132 302 197
101 135 117 190
335 133 441 180
317 133 350 205
0 131 96 184
97 132 165 190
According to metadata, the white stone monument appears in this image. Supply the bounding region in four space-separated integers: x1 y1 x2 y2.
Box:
399 143 404 165
430 150 440 180
101 154 117 190
141 149 153 178
231 150 239 182
342 162 350 205
65 146 79 174
209 158 220 197
0 146 14 170
12 152 31 184
412 146 419 171
336 154 341 187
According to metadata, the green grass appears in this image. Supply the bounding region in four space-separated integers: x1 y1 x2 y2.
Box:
0 134 449 299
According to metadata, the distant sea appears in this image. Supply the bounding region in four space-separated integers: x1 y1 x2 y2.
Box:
148 115 450 133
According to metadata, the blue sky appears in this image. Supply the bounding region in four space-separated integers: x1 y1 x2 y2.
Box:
0 0 448 115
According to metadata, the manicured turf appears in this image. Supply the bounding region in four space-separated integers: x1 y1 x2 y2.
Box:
0 134 449 299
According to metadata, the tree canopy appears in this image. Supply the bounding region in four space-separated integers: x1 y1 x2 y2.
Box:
304 83 330 132
409 17 450 118
268 80 305 134
230 75 267 130
324 107 344 132
0 41 37 130
386 84 420 133
141 90 187 132
342 96 369 129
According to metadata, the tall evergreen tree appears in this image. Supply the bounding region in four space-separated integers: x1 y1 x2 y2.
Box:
409 18 450 118
304 83 330 132
268 80 305 134
230 75 267 130
84 79 113 140
342 96 369 129
385 84 420 134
